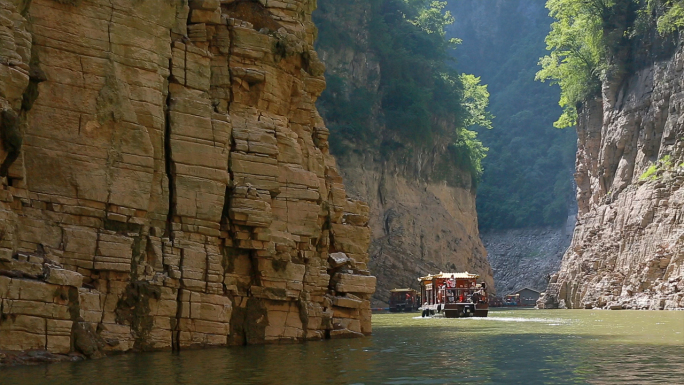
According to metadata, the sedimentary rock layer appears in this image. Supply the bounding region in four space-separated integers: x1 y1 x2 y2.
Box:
0 0 374 361
539 42 684 310
338 156 494 307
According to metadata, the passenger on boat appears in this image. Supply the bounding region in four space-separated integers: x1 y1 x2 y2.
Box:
422 302 429 317
447 275 455 288
437 301 442 313
475 284 486 300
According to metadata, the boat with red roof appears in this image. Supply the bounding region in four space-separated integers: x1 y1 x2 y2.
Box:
418 272 489 318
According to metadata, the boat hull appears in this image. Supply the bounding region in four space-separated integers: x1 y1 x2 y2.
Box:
443 303 488 318
389 304 417 312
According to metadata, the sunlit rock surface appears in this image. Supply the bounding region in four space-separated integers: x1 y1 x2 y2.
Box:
540 42 684 310
0 0 374 361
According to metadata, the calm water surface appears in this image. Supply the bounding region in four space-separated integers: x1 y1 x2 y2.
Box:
1 309 683 384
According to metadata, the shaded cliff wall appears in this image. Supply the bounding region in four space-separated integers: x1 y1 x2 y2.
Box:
540 40 684 310
483 216 574 296
0 0 375 361
342 156 492 307
314 0 493 307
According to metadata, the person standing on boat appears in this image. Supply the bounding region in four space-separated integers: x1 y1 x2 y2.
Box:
469 281 477 301
477 283 487 302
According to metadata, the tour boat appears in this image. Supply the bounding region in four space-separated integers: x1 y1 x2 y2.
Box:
388 288 420 312
418 272 489 318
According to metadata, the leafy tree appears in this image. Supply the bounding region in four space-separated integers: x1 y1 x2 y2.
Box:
315 0 491 187
535 0 610 128
537 0 684 128
460 74 493 130
646 0 684 33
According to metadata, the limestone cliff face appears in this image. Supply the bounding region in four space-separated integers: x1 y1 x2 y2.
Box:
0 0 375 361
314 0 493 307
539 42 684 310
339 155 493 307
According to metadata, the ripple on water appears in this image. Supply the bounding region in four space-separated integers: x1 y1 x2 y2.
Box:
412 314 571 324
468 316 571 324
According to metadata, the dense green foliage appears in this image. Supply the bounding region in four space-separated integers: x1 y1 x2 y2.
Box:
446 0 577 229
652 1 684 33
537 0 684 128
314 0 492 184
535 0 606 128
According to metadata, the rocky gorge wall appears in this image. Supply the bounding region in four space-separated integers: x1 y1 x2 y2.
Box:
539 40 684 310
0 0 375 363
483 214 574 296
338 154 493 308
314 0 494 307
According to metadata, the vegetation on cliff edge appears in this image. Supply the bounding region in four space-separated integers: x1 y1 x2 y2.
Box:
315 0 492 186
537 0 684 128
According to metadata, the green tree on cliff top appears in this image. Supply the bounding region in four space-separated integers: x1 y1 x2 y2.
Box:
316 0 492 183
537 0 684 128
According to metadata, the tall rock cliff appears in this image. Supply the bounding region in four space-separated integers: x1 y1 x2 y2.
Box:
0 0 375 362
540 38 684 310
340 150 492 307
314 0 493 307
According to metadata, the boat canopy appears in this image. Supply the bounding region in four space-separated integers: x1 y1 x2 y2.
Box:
390 288 417 293
417 272 479 282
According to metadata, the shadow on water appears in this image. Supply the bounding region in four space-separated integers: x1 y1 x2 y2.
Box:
1 311 683 385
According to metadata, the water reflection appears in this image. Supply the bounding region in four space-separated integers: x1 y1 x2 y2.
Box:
2 310 682 384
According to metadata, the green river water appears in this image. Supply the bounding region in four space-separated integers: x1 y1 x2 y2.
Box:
1 309 683 384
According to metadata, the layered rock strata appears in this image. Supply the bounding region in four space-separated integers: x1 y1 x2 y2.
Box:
338 157 494 308
539 42 684 310
0 0 374 361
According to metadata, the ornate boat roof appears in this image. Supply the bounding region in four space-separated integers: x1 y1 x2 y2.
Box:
417 272 479 281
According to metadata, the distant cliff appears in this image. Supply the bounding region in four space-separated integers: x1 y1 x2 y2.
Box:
0 0 374 363
314 0 494 307
540 32 684 310
483 219 574 296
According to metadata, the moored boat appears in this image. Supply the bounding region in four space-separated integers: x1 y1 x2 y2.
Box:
388 288 420 312
418 272 489 318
